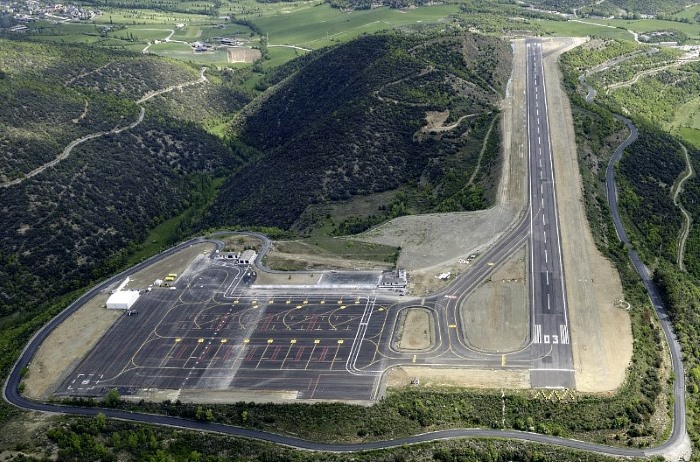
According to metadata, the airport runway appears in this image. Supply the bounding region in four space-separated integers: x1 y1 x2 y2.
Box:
523 39 574 388
55 39 575 401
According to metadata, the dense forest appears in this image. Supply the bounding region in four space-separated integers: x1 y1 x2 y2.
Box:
206 32 511 231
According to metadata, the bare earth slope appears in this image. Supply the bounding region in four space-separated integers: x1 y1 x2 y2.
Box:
541 38 632 393
357 38 528 288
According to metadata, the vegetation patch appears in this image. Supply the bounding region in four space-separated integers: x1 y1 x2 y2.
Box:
207 32 511 231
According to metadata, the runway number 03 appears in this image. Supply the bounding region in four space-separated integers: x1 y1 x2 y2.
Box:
543 335 559 344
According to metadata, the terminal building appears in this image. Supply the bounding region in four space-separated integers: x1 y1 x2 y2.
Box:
238 249 257 265
379 268 407 289
214 249 257 265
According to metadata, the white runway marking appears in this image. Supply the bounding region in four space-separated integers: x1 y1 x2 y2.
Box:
534 324 542 343
546 271 549 285
545 249 548 263
560 325 570 344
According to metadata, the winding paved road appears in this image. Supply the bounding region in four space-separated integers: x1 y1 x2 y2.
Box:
606 115 688 459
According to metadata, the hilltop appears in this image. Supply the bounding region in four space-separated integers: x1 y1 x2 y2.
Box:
207 32 512 231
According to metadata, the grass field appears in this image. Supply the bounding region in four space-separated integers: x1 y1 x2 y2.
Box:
256 4 459 48
576 17 700 40
24 3 459 65
537 19 633 40
671 4 700 22
22 0 699 69
667 97 700 146
679 127 700 147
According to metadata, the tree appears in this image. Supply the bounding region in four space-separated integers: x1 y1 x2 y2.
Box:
104 388 120 407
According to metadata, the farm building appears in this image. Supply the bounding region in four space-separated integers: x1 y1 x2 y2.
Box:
106 290 140 310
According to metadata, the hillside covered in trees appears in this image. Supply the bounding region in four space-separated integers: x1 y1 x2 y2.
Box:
207 32 511 230
560 37 700 455
0 39 250 321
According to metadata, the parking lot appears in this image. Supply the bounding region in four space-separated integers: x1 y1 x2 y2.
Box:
57 262 394 400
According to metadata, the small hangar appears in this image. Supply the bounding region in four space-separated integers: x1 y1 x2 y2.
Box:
106 290 140 310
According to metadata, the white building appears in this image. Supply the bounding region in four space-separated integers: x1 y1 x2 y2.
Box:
106 290 140 310
238 249 257 265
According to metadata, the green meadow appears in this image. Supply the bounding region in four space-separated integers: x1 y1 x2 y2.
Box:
19 0 700 67
255 4 460 48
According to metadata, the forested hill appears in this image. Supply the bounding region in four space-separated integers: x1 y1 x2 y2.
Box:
207 32 511 230
603 0 689 15
0 39 248 319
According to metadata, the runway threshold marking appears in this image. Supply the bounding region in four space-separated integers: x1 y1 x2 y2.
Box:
501 355 506 367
